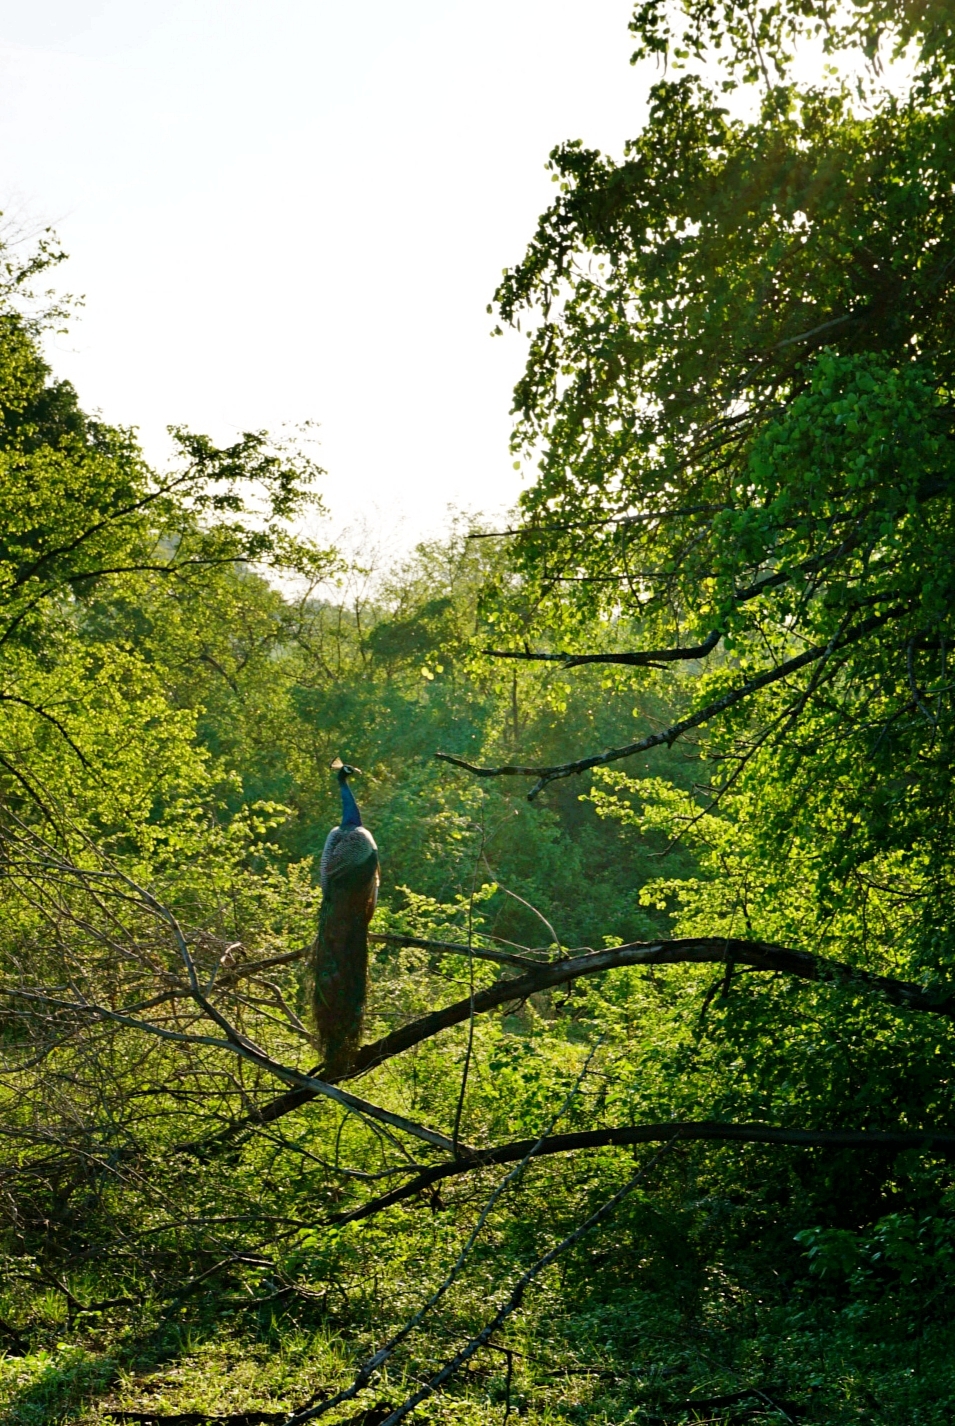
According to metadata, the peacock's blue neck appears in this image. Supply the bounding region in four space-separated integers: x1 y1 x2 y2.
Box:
339 776 363 827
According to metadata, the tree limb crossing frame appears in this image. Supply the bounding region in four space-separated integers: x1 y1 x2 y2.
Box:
329 1122 955 1227
215 931 955 1142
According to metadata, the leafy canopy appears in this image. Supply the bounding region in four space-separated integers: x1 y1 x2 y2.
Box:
485 0 953 822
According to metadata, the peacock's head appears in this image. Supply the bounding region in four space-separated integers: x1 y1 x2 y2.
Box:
331 756 362 782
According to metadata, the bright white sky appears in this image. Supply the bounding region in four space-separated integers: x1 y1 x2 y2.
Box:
0 1 651 552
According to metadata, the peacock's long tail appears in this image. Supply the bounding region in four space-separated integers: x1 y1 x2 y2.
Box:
311 860 377 1074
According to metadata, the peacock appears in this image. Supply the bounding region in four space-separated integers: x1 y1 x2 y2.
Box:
311 758 379 1074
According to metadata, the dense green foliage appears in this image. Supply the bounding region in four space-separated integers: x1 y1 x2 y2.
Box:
3 3 955 1423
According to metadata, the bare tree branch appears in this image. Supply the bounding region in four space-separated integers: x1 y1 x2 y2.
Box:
350 932 955 1075
6 984 465 1157
0 693 94 770
203 931 955 1144
466 504 731 540
437 608 905 797
0 840 472 1157
330 1121 955 1228
481 629 722 670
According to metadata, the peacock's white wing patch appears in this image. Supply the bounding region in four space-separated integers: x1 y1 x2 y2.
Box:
321 825 378 888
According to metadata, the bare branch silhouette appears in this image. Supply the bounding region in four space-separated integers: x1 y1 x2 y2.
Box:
437 608 906 797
